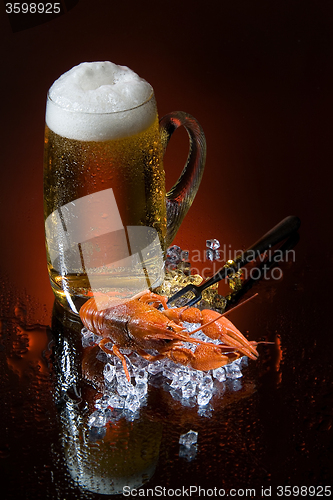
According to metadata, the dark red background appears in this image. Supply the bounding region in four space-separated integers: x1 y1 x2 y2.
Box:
0 1 332 498
1 0 332 318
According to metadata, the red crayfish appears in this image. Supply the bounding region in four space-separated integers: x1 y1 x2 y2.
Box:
79 290 259 382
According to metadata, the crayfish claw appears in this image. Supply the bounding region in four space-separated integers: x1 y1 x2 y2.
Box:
188 343 239 371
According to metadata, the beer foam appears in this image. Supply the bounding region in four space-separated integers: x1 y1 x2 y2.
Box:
46 62 156 141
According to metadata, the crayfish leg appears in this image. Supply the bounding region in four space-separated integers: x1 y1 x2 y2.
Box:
98 339 131 382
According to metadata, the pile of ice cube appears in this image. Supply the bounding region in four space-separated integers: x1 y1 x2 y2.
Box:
82 323 248 428
84 241 248 428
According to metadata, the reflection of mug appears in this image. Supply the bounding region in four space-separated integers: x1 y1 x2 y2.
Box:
44 62 206 313
51 301 163 496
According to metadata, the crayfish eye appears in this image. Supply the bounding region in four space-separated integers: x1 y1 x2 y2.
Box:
167 325 174 331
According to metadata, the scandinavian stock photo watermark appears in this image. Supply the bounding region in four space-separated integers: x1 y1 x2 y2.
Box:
166 245 296 282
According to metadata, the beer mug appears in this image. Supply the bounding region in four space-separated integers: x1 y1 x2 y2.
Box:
44 62 206 314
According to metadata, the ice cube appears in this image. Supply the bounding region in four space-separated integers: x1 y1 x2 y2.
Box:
81 328 96 348
117 380 135 397
105 407 123 423
224 362 242 379
212 366 226 382
198 375 214 391
212 294 227 312
177 261 191 275
166 261 178 271
125 393 141 412
134 368 148 383
171 370 190 388
130 354 148 369
179 430 198 447
116 371 129 385
239 356 248 368
206 239 220 250
162 365 175 380
88 410 107 428
95 394 111 410
197 389 213 406
166 245 182 262
181 381 197 399
147 360 164 375
180 250 189 261
190 370 204 384
135 381 148 399
108 393 125 409
103 363 116 383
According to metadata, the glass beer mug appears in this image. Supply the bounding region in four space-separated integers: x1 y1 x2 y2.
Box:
44 62 206 314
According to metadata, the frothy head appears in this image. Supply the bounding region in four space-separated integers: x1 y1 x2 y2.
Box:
46 62 156 141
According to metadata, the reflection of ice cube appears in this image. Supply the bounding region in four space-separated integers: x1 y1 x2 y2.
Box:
179 430 198 447
179 444 197 461
88 426 107 442
88 410 107 428
197 389 213 406
125 394 141 412
197 405 213 418
228 379 243 391
206 249 219 261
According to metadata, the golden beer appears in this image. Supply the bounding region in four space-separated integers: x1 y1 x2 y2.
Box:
44 63 167 312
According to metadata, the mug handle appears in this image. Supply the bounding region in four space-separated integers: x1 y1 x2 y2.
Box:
159 111 207 248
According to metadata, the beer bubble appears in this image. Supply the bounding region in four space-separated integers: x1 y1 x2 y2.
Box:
46 61 155 142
